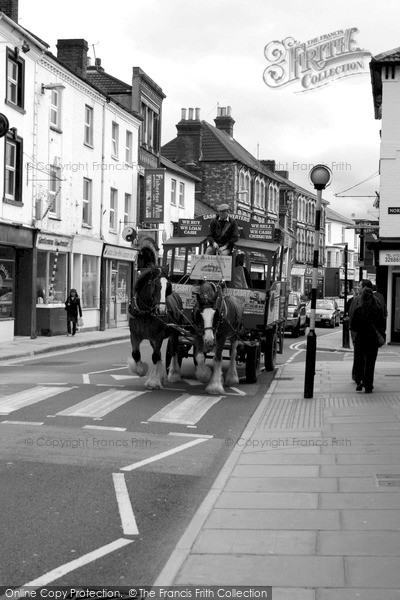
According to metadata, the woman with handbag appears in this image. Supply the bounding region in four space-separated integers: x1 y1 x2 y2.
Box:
351 286 386 393
64 288 83 336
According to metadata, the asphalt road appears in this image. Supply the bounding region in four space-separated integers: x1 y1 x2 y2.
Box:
0 339 276 589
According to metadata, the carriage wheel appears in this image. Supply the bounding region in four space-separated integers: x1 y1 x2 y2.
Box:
245 344 261 383
264 329 277 371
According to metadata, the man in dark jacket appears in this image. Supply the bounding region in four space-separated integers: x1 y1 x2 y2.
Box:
205 204 239 255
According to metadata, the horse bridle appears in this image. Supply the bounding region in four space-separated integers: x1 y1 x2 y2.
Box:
131 268 167 315
198 282 225 334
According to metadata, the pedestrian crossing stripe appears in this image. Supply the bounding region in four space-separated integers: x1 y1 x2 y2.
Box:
0 386 72 415
148 394 224 425
56 389 147 418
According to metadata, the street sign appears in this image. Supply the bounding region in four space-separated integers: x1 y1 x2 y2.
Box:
388 207 400 215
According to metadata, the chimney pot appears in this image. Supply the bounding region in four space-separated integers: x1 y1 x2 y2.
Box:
181 108 187 121
227 106 232 116
195 107 201 120
214 106 235 137
188 108 194 120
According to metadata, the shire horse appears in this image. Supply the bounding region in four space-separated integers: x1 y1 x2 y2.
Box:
192 280 244 394
127 266 183 389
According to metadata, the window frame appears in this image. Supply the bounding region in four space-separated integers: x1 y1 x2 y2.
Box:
124 193 131 224
125 130 133 164
111 121 119 159
170 179 177 206
84 105 94 147
48 165 62 219
178 182 185 208
6 48 25 110
109 188 118 231
3 133 23 205
82 177 92 227
50 89 62 130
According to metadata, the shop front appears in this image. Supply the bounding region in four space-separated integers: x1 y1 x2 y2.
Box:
35 232 72 336
379 248 400 344
290 266 305 293
101 244 136 329
305 266 325 299
0 223 37 342
72 236 103 332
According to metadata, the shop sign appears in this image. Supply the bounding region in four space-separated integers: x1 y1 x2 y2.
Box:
291 266 306 276
103 245 137 262
379 250 400 266
190 255 232 281
305 266 325 278
37 234 72 251
177 216 274 240
144 168 165 223
339 267 355 280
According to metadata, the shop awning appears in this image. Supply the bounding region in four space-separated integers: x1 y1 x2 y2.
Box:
163 236 208 247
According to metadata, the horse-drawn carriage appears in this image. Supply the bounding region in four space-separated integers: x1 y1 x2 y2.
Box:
160 215 289 388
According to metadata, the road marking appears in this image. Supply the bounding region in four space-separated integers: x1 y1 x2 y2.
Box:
83 425 127 432
121 437 208 472
0 386 71 415
228 387 247 396
20 538 133 587
185 380 203 386
111 374 140 380
148 394 223 425
56 389 146 418
0 420 44 425
112 473 139 535
169 432 213 439
83 374 90 384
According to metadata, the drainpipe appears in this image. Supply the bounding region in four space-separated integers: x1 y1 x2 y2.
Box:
99 100 107 330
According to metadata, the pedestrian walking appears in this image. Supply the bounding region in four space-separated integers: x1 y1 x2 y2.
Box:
64 288 83 336
351 286 386 393
348 279 373 381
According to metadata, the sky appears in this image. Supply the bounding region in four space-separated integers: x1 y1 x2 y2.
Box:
19 0 400 220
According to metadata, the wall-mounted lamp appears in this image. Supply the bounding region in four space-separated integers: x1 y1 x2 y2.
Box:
41 83 66 94
21 41 30 53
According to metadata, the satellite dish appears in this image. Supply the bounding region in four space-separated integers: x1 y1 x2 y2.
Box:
122 227 137 242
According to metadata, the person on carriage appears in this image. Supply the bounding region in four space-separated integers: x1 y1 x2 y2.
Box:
205 204 239 255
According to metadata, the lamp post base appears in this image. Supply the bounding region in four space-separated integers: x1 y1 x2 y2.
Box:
304 329 317 398
342 317 350 349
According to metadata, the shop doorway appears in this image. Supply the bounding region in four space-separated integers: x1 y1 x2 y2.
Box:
391 273 400 344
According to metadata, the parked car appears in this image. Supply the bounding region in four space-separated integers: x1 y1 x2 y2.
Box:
306 298 341 328
326 296 344 322
285 292 307 337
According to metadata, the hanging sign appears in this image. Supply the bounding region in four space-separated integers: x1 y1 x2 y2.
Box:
144 168 165 223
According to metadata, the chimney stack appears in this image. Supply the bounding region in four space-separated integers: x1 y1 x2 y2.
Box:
261 160 276 172
57 39 89 78
176 107 203 166
214 106 235 137
0 0 18 22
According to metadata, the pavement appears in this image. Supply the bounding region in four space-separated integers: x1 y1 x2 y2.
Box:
1 328 400 597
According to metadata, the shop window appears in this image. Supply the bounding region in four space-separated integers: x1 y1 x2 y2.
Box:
0 258 14 318
36 250 67 305
6 48 25 109
82 255 99 308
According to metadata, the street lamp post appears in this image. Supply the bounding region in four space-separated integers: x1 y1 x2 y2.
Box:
304 164 332 399
334 242 350 348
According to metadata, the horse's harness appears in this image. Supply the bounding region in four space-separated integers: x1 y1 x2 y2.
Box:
197 282 227 336
130 268 168 316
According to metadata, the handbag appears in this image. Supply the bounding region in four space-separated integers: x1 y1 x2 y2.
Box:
78 317 84 327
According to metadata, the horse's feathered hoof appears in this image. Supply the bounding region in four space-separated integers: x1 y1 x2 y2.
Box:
206 381 225 395
144 377 163 390
167 370 181 384
127 357 148 377
196 363 212 384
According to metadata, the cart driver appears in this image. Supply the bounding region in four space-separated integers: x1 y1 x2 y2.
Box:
205 204 239 255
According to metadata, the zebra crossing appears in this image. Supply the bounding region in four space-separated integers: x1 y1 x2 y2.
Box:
0 383 232 427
